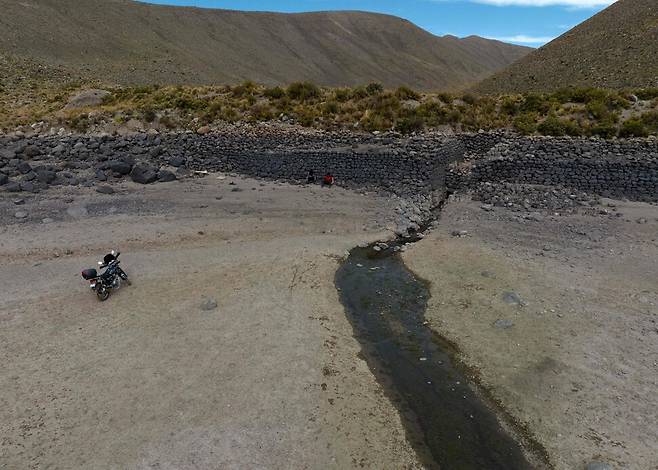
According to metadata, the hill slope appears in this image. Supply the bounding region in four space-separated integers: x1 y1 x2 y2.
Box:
0 0 529 91
474 0 658 94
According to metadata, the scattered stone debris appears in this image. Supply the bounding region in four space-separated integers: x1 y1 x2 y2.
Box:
473 182 600 214
493 319 514 329
200 298 218 311
502 291 525 306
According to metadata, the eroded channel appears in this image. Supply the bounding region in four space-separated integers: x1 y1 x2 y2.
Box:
336 237 536 469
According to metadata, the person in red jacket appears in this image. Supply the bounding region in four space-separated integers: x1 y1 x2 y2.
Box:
322 172 335 187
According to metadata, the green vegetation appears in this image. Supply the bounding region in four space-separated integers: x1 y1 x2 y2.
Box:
2 80 658 138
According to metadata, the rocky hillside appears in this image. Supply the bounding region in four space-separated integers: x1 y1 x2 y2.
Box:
474 0 658 93
0 0 529 91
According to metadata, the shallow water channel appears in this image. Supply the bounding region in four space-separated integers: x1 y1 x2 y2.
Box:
335 240 534 470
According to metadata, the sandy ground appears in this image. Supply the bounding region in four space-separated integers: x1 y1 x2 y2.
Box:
404 197 658 470
0 176 422 469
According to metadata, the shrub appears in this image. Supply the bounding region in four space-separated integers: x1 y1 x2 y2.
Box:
322 101 339 115
395 86 420 101
287 81 320 101
263 86 285 99
537 114 565 136
619 119 649 138
513 113 537 135
500 96 520 116
641 110 658 132
437 92 452 104
366 82 384 96
141 108 157 123
396 115 425 134
521 93 552 113
589 123 617 139
462 93 477 105
635 88 658 101
232 81 257 98
333 88 352 103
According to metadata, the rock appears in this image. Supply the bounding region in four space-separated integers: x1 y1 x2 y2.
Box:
5 181 21 192
18 161 32 174
64 89 110 110
636 218 648 224
22 145 41 159
19 181 35 192
41 217 54 224
13 198 25 205
36 170 56 184
451 230 469 237
493 319 514 329
480 204 494 212
95 169 108 181
196 126 211 135
502 291 525 306
0 173 8 185
130 164 158 184
66 205 88 218
96 185 115 194
108 160 133 175
157 170 176 182
169 156 186 167
585 463 613 470
200 298 218 311
14 211 28 219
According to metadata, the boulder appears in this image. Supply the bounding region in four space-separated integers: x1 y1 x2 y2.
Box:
18 161 33 174
22 145 41 159
0 173 8 185
169 156 186 167
5 181 21 192
108 160 133 175
131 164 158 184
36 170 57 184
63 89 110 110
96 185 115 194
157 170 176 182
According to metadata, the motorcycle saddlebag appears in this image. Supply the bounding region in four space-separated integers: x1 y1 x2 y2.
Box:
81 268 98 280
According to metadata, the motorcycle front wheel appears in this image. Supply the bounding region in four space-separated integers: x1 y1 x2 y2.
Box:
96 287 110 301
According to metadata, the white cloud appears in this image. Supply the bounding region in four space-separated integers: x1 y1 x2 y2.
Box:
471 0 615 7
487 34 556 44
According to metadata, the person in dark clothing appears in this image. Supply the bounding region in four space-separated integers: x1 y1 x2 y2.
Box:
322 173 335 187
306 170 316 184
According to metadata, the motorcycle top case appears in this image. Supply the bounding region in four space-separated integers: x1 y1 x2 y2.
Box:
81 268 98 280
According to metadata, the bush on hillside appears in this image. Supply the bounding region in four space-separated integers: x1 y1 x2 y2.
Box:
395 115 425 134
366 82 384 96
395 86 420 101
537 113 566 136
513 113 537 135
286 82 320 101
619 119 649 138
263 86 285 99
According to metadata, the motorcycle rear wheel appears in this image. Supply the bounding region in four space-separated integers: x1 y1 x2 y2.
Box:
96 287 110 301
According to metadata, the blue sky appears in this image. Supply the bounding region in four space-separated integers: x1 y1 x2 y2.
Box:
144 0 615 46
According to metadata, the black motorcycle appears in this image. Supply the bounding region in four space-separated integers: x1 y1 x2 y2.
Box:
81 250 131 301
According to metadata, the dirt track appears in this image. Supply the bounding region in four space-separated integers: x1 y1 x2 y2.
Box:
0 176 422 469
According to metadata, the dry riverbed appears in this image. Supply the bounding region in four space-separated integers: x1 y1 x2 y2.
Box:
404 197 658 470
0 176 422 469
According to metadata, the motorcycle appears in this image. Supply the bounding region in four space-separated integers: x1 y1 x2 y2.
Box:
81 250 131 301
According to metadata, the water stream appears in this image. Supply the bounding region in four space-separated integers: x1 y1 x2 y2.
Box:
335 236 535 469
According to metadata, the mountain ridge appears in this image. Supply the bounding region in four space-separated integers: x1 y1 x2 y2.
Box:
0 0 530 91
474 0 658 94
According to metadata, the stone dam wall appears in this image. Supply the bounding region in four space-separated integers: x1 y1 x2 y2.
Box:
1 132 656 202
0 133 463 199
448 136 658 202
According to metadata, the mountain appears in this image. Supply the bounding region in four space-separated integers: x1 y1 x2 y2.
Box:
474 0 658 94
0 0 530 91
